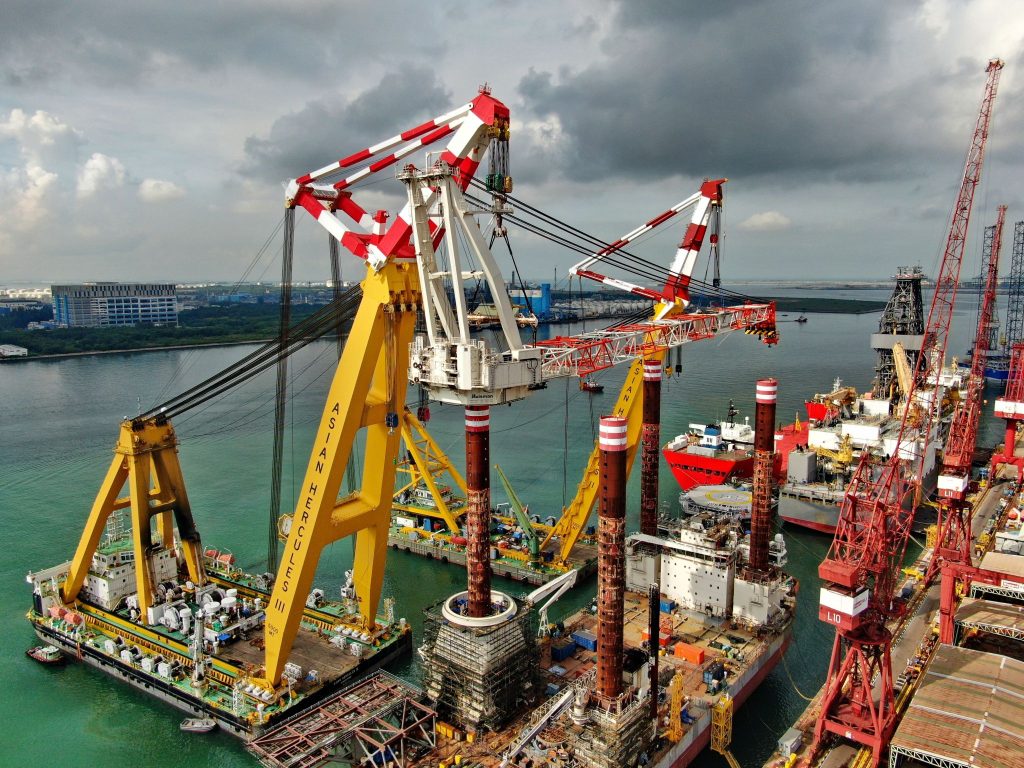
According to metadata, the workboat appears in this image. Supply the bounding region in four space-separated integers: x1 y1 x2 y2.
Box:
26 644 64 665
579 378 604 393
663 401 806 492
180 717 217 733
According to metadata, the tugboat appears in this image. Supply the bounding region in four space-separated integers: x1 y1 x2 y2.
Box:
579 377 604 394
26 645 64 665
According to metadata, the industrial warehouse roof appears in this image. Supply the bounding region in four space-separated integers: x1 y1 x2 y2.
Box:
956 597 1024 641
979 551 1024 580
890 645 1024 768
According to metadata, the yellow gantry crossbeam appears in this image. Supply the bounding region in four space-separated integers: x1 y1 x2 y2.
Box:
260 261 419 686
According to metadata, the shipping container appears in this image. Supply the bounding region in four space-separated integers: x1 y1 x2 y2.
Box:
673 641 705 665
551 639 575 662
641 630 672 647
571 630 598 652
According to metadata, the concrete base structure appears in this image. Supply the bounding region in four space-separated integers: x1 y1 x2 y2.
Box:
419 595 537 732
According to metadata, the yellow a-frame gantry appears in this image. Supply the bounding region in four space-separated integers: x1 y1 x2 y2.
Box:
260 260 419 686
392 407 468 534
61 418 206 618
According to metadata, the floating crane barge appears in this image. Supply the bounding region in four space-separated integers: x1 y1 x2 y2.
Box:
26 87 785 768
26 419 411 739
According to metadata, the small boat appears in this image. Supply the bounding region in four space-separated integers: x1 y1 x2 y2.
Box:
180 718 218 733
26 645 65 665
579 378 603 394
795 315 808 324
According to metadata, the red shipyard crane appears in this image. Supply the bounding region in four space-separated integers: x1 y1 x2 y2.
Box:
808 58 1004 767
992 342 1024 478
928 204 1007 580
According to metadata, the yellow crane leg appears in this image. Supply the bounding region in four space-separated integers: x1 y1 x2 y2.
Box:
398 408 467 533
541 351 665 566
62 452 129 604
149 443 206 586
261 261 418 687
126 448 157 617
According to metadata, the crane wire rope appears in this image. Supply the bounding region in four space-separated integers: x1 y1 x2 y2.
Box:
466 181 759 307
149 214 287 409
141 285 363 420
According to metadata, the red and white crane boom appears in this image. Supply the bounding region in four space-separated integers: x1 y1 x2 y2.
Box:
569 178 724 316
808 57 1005 768
929 205 1007 577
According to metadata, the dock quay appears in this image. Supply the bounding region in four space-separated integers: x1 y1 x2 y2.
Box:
763 473 1022 768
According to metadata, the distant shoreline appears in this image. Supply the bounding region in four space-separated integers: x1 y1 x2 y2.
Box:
1 295 886 362
0 338 272 363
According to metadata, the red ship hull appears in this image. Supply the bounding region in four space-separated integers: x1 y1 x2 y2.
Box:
663 450 754 492
664 422 807 493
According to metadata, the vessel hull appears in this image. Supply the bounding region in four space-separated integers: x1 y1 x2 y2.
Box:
653 627 792 767
663 451 754 492
32 618 412 740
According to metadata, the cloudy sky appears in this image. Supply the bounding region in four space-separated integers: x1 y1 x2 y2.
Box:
1 0 1022 287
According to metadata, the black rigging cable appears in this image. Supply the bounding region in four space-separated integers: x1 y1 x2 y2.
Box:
140 285 363 420
465 181 764 307
268 208 295 571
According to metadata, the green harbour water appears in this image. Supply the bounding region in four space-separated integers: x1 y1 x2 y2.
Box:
0 290 999 767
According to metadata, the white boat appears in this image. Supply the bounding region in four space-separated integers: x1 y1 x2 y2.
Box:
179 717 217 733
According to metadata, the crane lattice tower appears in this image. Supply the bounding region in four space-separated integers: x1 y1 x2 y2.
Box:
1003 221 1024 351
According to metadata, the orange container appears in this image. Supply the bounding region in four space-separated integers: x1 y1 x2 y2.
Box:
641 630 672 647
673 641 705 665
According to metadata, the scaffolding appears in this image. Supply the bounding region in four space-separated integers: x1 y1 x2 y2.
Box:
419 597 538 732
571 693 653 768
711 693 741 768
872 265 925 399
247 671 436 768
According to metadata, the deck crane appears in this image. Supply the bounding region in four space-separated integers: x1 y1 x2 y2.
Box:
808 58 1004 767
494 463 541 563
927 205 1008 581
992 342 1024 479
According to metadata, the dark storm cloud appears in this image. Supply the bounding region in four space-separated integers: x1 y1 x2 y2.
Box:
241 65 453 182
515 0 1020 186
0 1 389 87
